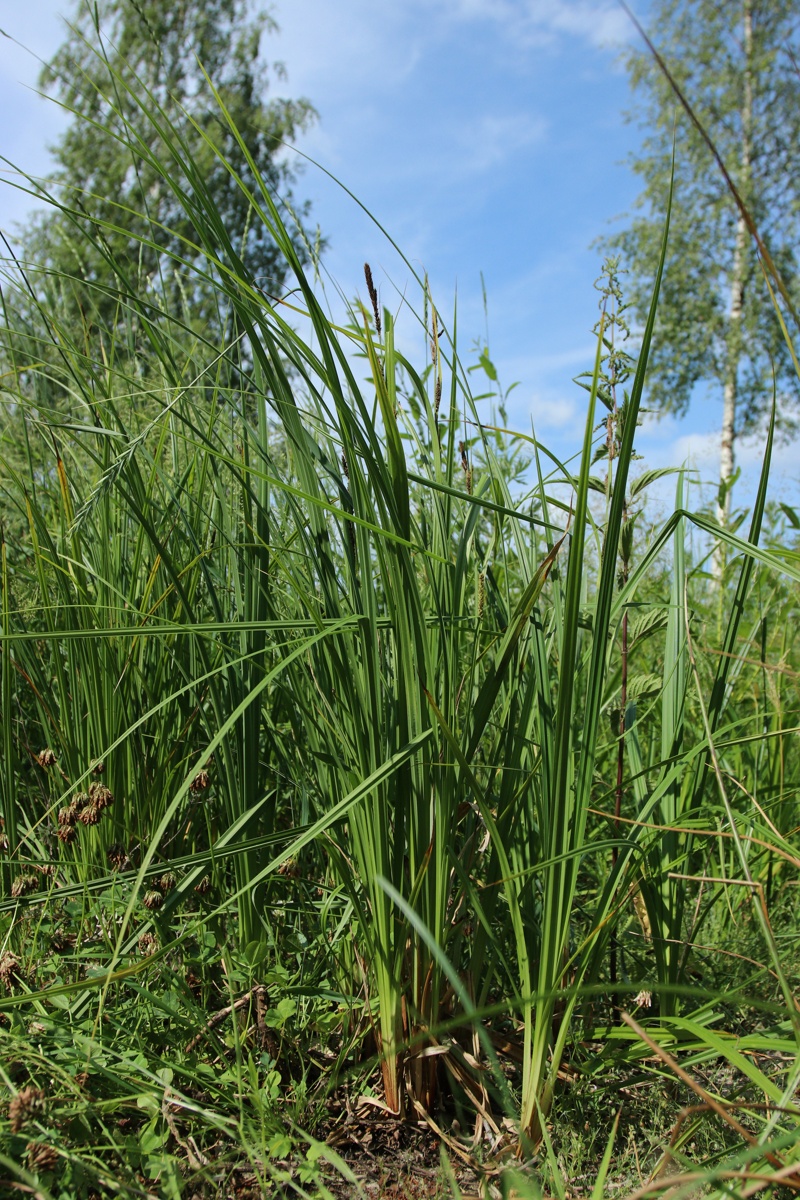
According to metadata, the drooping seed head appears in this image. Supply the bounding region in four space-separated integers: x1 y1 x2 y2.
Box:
36 749 57 768
142 890 163 910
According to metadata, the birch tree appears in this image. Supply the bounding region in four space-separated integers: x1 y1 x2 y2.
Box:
20 0 317 326
609 0 800 574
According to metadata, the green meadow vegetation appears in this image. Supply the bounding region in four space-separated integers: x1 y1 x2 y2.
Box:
1 25 800 1200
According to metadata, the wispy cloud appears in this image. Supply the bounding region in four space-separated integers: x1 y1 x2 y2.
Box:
452 112 548 175
436 0 632 49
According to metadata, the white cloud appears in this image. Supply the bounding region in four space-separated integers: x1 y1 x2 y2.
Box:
453 112 548 175
632 412 800 517
436 0 632 49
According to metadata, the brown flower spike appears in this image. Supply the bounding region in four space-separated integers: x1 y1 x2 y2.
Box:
26 1141 59 1172
9 1086 45 1133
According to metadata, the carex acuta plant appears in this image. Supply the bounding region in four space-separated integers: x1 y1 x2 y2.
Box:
0 33 668 1133
3 27 800 1182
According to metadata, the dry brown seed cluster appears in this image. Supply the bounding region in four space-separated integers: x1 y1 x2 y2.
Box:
91 760 105 776
36 748 57 768
158 872 177 894
0 951 22 989
26 1141 58 1172
88 782 113 812
56 806 77 845
9 1086 45 1133
77 804 100 827
138 931 158 957
142 890 163 911
55 782 116 845
194 874 211 895
11 872 39 898
190 769 210 793
70 792 89 817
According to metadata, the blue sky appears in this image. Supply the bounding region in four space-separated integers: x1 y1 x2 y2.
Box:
1 0 796 517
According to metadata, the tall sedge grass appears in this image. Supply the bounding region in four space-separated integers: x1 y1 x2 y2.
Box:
1 30 800 1188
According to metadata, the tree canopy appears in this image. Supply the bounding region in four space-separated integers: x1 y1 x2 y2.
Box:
608 0 800 529
21 0 317 325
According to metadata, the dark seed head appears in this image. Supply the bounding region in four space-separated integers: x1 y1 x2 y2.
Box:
142 890 163 910
364 262 381 335
107 844 129 871
36 749 57 768
190 769 210 793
